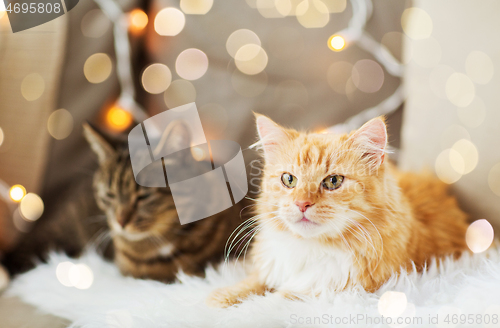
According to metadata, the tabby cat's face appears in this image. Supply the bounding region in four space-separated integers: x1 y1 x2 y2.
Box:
93 150 178 240
83 123 197 241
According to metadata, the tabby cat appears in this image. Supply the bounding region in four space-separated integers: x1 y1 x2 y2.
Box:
83 122 242 282
207 115 469 307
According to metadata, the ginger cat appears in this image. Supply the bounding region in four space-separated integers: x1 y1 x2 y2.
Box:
206 115 468 307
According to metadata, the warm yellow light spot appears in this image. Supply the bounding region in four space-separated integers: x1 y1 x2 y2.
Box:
180 0 213 15
328 35 345 51
191 146 205 161
235 44 268 75
129 9 148 34
0 127 4 147
142 63 172 94
466 219 494 253
175 48 209 81
9 185 26 202
401 7 433 40
19 193 44 221
154 8 185 36
106 106 133 132
84 53 113 84
296 0 330 28
21 73 45 101
47 109 74 140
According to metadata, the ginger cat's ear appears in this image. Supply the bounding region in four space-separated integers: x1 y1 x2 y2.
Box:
255 114 288 159
349 117 387 168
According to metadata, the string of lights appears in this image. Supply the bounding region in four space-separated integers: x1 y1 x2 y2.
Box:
328 0 405 133
93 0 148 122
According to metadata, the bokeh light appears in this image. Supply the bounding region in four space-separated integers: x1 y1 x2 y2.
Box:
488 163 500 197
226 29 261 58
235 44 268 75
105 105 133 132
378 291 407 317
275 0 292 16
142 63 172 94
256 0 286 18
128 9 148 35
450 139 478 174
466 219 494 253
457 96 486 128
164 79 196 109
465 51 494 85
175 48 209 80
69 263 94 289
323 0 346 13
412 37 441 68
56 262 75 287
84 53 113 84
435 149 463 184
191 146 206 161
401 7 433 40
155 8 185 36
180 0 213 15
327 61 353 94
296 0 330 28
81 9 111 38
445 73 475 107
328 35 345 51
21 73 45 101
47 109 74 140
19 193 44 221
9 184 26 202
0 127 4 147
231 69 268 97
352 59 384 93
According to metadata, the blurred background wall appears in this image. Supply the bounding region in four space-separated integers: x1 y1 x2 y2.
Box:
400 0 500 229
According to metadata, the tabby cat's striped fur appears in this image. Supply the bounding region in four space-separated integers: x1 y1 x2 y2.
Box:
83 123 242 282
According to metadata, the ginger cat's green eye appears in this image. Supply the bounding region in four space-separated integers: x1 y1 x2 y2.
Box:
281 173 297 188
322 175 344 190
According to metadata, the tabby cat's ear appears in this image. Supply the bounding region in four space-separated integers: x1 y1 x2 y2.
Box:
83 123 115 165
153 120 191 157
255 114 288 159
349 116 387 168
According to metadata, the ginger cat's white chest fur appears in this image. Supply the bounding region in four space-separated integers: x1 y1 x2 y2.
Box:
255 228 356 296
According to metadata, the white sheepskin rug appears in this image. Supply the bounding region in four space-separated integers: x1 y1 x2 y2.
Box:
6 246 500 328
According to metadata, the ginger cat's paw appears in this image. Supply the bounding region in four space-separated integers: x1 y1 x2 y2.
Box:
205 287 244 308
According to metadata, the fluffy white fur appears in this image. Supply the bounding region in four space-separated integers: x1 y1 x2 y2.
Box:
256 229 355 294
5 246 500 328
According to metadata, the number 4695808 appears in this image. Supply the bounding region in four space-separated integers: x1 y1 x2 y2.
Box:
6 2 62 14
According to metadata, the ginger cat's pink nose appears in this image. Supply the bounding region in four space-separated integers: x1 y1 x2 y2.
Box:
295 201 314 212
